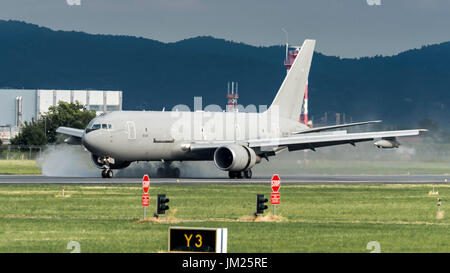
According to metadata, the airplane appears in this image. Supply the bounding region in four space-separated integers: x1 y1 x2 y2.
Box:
56 39 427 179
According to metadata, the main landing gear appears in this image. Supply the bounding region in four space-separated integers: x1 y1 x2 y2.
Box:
156 162 181 178
228 169 252 179
157 167 180 178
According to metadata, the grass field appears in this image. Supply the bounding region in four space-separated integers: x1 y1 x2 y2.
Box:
0 160 41 175
0 183 449 253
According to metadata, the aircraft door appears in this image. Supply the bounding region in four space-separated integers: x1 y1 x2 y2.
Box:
126 121 136 140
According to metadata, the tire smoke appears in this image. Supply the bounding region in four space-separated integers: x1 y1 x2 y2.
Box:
115 161 222 178
37 145 98 177
37 145 223 178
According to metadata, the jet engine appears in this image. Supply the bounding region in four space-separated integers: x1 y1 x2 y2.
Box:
213 144 259 172
63 136 82 145
91 154 131 169
374 138 400 149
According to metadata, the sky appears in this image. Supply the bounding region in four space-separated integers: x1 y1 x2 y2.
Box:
0 0 449 57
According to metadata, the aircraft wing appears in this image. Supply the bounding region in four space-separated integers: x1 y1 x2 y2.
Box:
188 129 426 154
56 127 84 145
56 127 84 138
292 120 382 134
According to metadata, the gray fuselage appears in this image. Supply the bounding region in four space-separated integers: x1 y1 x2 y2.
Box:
82 110 306 162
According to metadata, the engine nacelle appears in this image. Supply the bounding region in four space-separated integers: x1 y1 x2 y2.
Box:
374 139 400 149
64 136 82 145
91 154 131 169
214 144 258 172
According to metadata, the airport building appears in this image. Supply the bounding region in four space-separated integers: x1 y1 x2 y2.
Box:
0 89 123 143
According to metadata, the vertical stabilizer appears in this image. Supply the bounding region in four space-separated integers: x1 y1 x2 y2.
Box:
269 39 315 121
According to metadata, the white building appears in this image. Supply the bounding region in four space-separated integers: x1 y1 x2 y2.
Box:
0 89 123 143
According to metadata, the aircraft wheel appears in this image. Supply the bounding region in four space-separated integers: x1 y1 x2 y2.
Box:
229 171 246 179
244 169 252 179
101 169 107 178
106 169 113 178
172 168 180 178
157 167 165 177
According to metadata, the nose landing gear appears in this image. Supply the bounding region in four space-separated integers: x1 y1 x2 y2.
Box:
101 169 113 178
95 156 115 179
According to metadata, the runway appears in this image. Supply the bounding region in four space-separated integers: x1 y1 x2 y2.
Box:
0 174 448 185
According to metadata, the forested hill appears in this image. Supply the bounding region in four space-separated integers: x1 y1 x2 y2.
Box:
1 20 449 128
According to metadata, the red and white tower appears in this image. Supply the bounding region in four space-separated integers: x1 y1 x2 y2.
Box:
283 48 299 70
302 82 309 125
284 46 311 127
226 81 239 111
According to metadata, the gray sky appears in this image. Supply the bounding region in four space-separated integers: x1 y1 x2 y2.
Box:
1 0 449 57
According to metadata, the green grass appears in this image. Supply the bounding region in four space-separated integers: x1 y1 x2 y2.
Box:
0 160 41 175
0 183 449 252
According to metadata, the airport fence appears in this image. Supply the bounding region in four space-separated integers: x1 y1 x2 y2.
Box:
0 145 43 160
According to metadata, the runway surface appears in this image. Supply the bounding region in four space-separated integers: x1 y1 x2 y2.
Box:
0 174 449 185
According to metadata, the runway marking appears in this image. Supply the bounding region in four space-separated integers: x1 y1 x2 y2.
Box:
281 184 450 189
0 175 448 185
2 213 448 227
76 191 130 195
154 217 450 226
285 218 450 227
0 190 57 195
2 214 60 219
78 186 140 190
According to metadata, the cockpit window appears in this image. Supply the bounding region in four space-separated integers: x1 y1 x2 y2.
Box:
85 123 112 133
86 119 95 129
86 124 100 133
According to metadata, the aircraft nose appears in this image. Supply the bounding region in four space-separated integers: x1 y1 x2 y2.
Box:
82 132 96 152
82 131 107 155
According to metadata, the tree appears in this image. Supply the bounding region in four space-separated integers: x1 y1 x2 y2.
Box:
41 101 96 143
11 101 96 145
11 120 47 145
